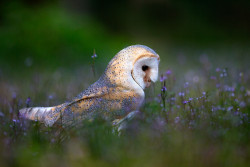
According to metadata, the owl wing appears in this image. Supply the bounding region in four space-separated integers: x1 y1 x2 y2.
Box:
67 85 112 108
55 84 129 126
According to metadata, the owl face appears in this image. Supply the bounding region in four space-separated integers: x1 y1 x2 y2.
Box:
132 55 159 89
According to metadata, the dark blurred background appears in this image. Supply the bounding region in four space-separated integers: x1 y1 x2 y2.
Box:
0 0 249 75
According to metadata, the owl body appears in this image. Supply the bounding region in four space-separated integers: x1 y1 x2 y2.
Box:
20 45 160 127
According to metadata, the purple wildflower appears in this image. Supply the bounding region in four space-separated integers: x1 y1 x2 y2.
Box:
91 50 97 77
48 94 54 100
12 92 17 99
183 100 188 104
179 92 185 97
160 75 167 82
161 86 167 92
216 68 221 72
224 85 235 92
184 82 189 88
51 138 56 143
216 84 221 88
240 86 245 91
91 52 97 59
170 97 176 101
210 76 216 80
166 69 172 75
0 111 4 117
26 97 31 107
175 116 180 123
239 101 246 108
227 106 233 112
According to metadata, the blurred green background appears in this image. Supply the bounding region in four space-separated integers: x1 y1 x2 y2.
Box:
0 0 249 75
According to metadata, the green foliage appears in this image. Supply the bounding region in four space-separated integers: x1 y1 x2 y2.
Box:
0 2 129 71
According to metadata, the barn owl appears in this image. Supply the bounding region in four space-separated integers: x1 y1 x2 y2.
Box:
19 45 160 127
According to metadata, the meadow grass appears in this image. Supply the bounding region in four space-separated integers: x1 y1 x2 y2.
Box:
0 48 249 167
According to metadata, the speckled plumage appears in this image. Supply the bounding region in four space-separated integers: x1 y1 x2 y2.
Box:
19 45 160 127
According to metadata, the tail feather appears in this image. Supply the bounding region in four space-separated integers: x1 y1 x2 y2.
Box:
19 106 60 127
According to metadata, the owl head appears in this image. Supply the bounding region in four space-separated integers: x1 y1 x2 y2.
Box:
105 45 160 90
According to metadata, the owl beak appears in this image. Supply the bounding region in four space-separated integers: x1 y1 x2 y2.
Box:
145 78 152 88
144 70 152 88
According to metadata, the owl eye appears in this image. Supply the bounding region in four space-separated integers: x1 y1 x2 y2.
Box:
142 65 149 71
